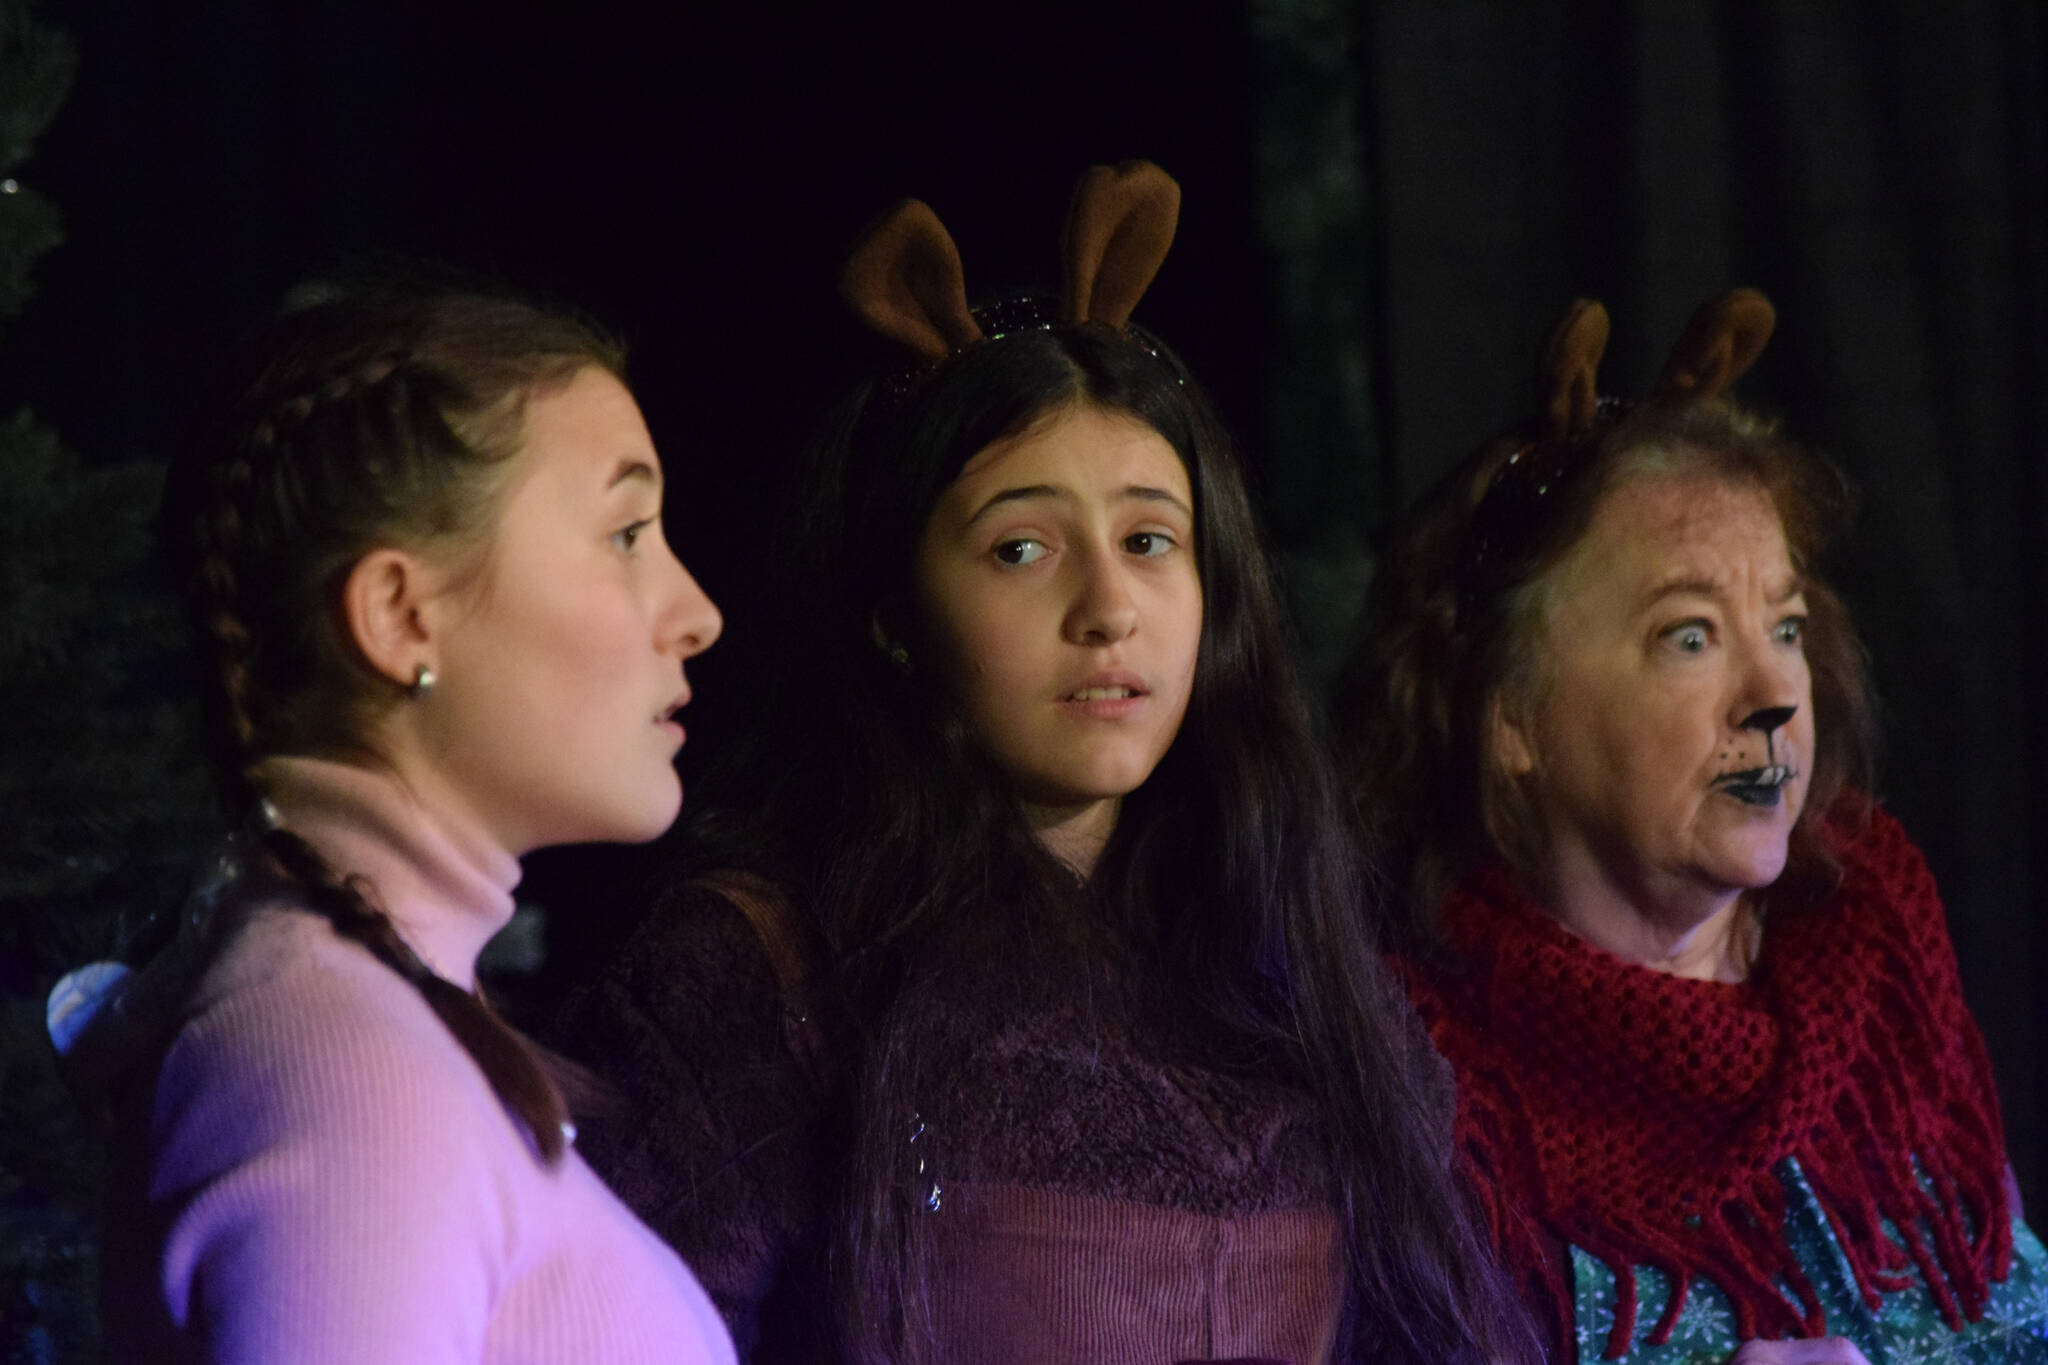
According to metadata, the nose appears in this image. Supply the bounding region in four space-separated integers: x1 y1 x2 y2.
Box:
1729 616 1809 737
656 544 723 660
1741 705 1798 737
1062 547 1138 646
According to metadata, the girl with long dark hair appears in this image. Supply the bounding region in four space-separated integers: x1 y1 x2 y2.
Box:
71 290 736 1362
563 164 1534 1364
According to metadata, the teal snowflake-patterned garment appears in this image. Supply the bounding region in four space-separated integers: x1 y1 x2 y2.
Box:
1572 1160 2048 1363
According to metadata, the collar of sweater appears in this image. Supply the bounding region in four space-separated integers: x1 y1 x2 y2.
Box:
255 754 521 991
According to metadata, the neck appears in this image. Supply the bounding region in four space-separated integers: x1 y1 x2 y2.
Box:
254 753 523 990
1024 797 1121 877
1539 846 1758 982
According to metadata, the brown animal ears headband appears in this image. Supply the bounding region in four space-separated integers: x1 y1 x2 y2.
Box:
838 160 1182 363
1535 286 1777 439
1461 287 1778 604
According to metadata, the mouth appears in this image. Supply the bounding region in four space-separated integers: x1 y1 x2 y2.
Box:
656 692 690 736
1060 672 1149 714
1712 764 1797 808
1065 685 1143 702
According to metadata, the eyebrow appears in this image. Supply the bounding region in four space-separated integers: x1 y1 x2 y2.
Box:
965 484 1193 525
1639 573 1807 610
606 457 661 491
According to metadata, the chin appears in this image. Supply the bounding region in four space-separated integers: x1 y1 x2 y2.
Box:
1086 748 1174 796
581 781 684 847
1698 804 1799 886
1043 771 1154 808
631 788 686 843
1712 841 1792 893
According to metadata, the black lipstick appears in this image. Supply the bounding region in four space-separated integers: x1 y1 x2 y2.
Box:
1713 765 1795 808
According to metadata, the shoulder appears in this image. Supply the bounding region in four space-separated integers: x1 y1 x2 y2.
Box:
1811 799 1951 951
551 872 827 1175
616 875 790 993
154 907 519 1191
551 877 834 1350
178 906 488 1092
1822 798 1934 892
561 875 793 1060
132 909 523 1362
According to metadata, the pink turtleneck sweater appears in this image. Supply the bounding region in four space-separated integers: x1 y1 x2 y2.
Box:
102 755 735 1365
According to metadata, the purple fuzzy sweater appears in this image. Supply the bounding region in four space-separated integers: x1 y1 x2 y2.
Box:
562 882 1369 1363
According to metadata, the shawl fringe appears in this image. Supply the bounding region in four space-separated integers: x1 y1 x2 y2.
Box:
1410 806 2012 1360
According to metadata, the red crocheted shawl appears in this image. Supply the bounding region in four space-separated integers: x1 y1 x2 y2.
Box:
1404 805 2013 1361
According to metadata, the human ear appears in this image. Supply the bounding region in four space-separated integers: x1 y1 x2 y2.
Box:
1488 692 1538 780
341 547 440 690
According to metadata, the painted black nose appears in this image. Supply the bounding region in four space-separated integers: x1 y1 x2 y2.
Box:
1741 705 1798 735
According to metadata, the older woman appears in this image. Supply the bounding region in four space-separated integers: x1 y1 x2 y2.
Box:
1337 290 2048 1364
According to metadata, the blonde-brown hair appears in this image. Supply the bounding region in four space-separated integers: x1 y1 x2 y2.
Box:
164 290 625 1162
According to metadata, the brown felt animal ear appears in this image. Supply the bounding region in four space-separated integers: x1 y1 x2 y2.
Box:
1061 161 1180 328
1537 298 1610 439
1654 287 1776 405
839 199 984 361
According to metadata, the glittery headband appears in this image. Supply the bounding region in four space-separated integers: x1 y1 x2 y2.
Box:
838 160 1182 389
1457 288 1778 612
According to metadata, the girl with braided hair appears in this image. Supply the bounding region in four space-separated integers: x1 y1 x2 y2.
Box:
561 165 1537 1364
86 291 734 1363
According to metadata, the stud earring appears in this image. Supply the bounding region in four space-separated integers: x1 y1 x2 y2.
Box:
409 664 437 698
869 612 912 674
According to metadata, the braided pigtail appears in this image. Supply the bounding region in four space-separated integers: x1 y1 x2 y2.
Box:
258 825 575 1162
166 292 624 1165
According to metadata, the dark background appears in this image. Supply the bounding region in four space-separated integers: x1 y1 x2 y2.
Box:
2 0 2043 1318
